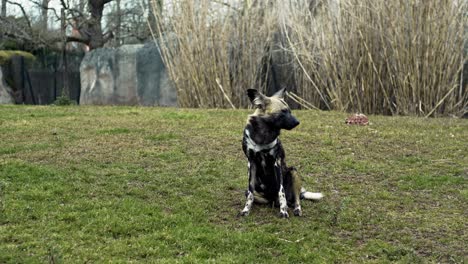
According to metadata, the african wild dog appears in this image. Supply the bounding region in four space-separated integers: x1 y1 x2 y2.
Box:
240 88 323 218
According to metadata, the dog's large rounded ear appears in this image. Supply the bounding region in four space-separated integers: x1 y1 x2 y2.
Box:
247 89 268 109
272 88 287 98
247 89 259 102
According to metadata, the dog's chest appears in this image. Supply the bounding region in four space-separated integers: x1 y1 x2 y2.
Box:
250 150 279 192
243 135 279 164
244 137 281 185
250 150 277 169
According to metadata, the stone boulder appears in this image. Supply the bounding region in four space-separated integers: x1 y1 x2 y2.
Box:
80 43 177 106
0 66 14 104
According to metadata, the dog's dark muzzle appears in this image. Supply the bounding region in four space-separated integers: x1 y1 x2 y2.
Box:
284 116 300 130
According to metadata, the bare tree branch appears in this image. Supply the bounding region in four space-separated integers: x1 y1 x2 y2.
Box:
66 35 89 44
59 0 68 9
3 0 119 50
53 0 115 49
0 16 32 42
102 30 113 42
27 0 60 21
6 0 32 30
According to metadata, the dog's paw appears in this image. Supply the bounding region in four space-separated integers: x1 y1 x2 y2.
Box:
293 208 302 217
279 211 289 218
238 210 249 217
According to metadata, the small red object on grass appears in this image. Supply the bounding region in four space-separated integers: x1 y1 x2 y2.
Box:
345 113 369 125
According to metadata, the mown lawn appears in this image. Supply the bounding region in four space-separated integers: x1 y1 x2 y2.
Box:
0 105 466 263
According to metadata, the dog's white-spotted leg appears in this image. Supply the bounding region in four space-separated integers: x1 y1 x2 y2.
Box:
278 185 289 218
275 159 289 218
240 162 255 217
240 191 254 216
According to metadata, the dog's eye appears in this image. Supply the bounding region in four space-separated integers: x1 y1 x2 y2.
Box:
281 109 290 114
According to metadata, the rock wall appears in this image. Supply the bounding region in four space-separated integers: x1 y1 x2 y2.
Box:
80 43 177 106
0 66 14 104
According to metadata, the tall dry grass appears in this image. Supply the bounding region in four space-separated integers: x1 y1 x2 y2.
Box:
150 0 467 116
150 0 279 108
286 0 467 116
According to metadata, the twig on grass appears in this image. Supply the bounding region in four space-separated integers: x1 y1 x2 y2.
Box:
278 237 306 243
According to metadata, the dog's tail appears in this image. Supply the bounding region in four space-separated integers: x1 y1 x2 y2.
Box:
300 187 323 200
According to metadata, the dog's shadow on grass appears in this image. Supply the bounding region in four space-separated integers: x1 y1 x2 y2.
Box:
223 189 346 224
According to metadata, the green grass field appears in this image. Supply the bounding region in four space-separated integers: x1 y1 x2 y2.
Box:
0 105 466 263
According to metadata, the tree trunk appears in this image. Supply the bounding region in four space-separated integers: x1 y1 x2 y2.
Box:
86 0 108 49
1 0 7 17
63 0 114 50
115 0 121 45
61 8 69 97
79 0 85 13
147 0 157 33
41 0 49 31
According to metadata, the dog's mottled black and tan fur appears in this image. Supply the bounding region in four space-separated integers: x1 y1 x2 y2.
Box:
240 88 322 218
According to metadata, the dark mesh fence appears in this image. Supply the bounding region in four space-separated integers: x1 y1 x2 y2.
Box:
7 53 83 105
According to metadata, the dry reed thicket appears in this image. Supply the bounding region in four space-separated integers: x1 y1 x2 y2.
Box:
150 0 277 108
151 0 467 117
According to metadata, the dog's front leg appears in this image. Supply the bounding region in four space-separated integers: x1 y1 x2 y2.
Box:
275 159 289 218
278 185 288 218
240 162 255 216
